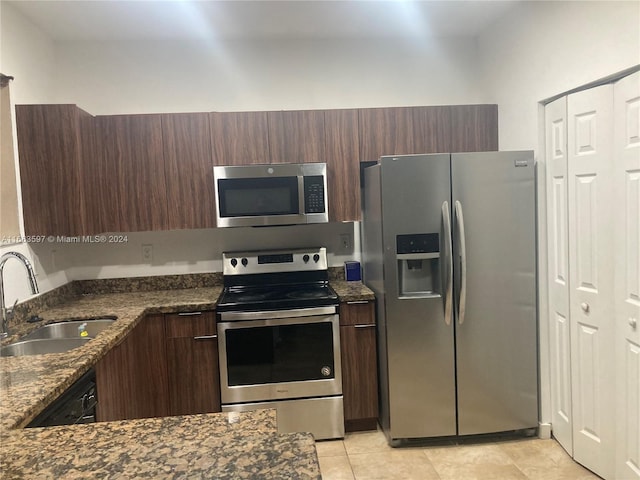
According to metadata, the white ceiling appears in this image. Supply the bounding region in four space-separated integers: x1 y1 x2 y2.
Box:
7 0 519 41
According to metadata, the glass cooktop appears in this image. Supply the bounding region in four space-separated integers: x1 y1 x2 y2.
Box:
216 282 339 312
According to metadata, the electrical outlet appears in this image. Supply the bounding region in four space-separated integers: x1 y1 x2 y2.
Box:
340 234 351 251
141 244 153 263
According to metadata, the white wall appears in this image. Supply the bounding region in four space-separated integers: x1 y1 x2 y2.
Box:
53 37 483 114
478 0 639 151
0 2 68 307
49 223 358 280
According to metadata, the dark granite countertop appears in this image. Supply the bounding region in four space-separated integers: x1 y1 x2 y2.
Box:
0 273 372 478
0 287 222 431
1 410 321 479
331 280 375 302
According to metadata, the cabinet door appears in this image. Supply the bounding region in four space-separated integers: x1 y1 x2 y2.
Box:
449 105 498 152
412 106 451 154
340 301 378 431
268 110 325 164
15 105 86 236
162 113 216 229
325 109 360 222
95 314 169 421
165 311 221 415
96 114 167 232
358 107 415 161
210 111 270 165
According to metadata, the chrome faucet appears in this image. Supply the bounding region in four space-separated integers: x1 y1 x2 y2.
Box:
0 251 39 338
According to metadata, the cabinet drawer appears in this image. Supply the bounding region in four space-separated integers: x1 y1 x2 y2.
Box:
165 311 216 338
340 301 375 326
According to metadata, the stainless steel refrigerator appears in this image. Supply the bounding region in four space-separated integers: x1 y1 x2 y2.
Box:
362 152 538 444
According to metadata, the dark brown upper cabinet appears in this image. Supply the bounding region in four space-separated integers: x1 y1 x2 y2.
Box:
16 105 92 236
324 109 361 222
449 105 498 152
358 107 415 161
96 114 167 232
210 111 270 165
16 103 498 233
412 106 451 154
267 110 326 164
162 113 216 230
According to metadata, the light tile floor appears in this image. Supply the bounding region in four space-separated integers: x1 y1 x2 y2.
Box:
316 428 600 480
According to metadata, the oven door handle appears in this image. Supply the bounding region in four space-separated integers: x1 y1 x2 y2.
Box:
219 306 337 321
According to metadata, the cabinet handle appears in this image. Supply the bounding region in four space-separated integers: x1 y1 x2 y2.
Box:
178 311 202 316
346 301 370 305
194 335 217 340
354 324 375 329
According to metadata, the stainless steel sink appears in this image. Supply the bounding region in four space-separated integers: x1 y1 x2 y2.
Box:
22 318 116 341
0 317 116 357
0 338 91 357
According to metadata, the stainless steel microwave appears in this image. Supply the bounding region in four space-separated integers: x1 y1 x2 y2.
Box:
213 163 329 227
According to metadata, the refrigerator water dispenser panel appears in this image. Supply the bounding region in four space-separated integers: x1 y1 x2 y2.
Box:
396 233 441 298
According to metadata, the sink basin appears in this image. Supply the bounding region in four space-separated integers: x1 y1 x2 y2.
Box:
0 317 116 357
0 338 91 357
22 318 116 341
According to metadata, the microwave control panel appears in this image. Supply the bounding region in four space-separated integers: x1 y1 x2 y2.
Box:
304 176 326 214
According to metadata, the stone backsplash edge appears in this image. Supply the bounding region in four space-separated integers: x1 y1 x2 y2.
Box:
10 268 346 326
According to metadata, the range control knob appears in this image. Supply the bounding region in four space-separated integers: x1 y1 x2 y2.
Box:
241 258 248 267
313 254 320 263
302 254 310 263
230 258 238 268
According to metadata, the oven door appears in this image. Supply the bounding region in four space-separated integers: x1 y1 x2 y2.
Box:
217 307 342 404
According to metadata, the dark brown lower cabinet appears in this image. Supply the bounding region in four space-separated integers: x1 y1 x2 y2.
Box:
95 311 220 422
340 301 379 432
165 311 221 415
95 314 169 421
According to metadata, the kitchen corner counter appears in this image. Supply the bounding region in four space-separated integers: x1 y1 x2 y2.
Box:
0 284 322 479
1 287 223 432
1 410 321 479
0 276 365 478
330 280 375 302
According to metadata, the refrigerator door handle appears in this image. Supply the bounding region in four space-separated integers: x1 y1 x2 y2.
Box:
455 200 467 325
442 201 453 326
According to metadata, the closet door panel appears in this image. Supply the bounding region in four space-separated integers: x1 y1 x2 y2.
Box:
614 71 640 480
546 96 573 454
567 84 615 480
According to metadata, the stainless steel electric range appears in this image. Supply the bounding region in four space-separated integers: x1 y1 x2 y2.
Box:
216 247 344 440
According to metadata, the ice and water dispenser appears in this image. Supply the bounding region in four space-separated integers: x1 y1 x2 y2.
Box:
396 233 441 298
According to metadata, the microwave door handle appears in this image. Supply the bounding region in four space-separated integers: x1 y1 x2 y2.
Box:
442 201 453 326
298 175 305 214
454 200 467 325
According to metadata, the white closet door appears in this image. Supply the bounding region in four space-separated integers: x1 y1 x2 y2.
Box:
546 96 573 454
614 71 640 480
567 84 615 479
